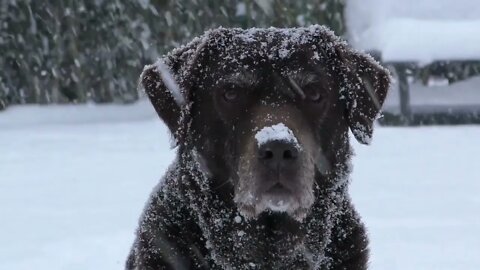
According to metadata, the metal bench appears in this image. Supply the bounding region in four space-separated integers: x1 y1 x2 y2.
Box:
345 0 480 125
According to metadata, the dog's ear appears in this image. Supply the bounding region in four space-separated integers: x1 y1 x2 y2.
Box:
336 45 391 144
140 37 208 139
141 62 183 135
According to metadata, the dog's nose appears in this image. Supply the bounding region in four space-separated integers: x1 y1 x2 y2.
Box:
258 140 299 169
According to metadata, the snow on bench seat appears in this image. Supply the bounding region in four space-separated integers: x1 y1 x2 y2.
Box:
346 0 480 64
351 19 480 64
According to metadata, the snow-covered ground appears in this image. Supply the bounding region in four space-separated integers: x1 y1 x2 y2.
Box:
1 101 479 269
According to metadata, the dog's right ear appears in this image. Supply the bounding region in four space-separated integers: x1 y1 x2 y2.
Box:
141 61 183 135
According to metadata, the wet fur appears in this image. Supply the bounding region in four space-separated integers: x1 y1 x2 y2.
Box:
127 26 390 270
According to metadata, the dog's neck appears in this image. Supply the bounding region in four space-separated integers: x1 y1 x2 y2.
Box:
178 150 351 269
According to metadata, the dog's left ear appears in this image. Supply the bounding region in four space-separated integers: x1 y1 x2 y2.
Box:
336 45 391 144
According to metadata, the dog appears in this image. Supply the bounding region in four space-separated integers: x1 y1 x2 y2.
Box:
127 25 390 270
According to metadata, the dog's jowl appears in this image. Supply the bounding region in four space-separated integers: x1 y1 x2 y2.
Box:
127 25 391 270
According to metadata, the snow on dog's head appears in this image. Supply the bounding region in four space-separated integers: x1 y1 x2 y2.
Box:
140 25 391 221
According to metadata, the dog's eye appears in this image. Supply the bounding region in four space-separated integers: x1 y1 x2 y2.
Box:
304 88 322 102
223 89 238 102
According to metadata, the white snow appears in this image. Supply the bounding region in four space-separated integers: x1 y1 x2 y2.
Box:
254 0 273 16
350 125 480 270
346 0 480 63
1 103 479 269
265 199 290 212
235 2 246 16
150 60 186 106
226 25 334 60
234 215 242 223
254 123 300 148
0 101 172 270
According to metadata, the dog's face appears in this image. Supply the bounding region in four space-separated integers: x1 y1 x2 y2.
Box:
142 27 390 221
197 48 342 221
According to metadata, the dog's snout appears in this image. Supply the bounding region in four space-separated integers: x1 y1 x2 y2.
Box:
258 141 299 168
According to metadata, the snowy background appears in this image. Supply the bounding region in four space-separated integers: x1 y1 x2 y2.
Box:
346 0 480 112
346 0 480 63
1 102 479 270
2 0 480 269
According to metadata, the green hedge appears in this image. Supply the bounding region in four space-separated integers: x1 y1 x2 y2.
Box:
0 0 346 108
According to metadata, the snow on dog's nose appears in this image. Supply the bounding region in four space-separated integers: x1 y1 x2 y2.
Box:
255 123 302 171
254 123 301 150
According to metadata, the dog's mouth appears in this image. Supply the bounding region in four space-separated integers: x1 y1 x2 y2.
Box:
234 139 317 221
266 182 292 195
234 178 313 221
261 182 294 212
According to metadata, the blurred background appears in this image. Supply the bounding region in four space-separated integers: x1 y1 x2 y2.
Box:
2 0 479 124
0 0 346 108
1 1 479 269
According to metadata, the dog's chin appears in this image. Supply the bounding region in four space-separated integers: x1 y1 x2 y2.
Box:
234 188 312 222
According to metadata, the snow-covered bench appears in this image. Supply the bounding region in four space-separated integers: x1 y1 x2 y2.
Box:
345 0 480 124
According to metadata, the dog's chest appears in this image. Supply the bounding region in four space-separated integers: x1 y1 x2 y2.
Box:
184 186 332 269
203 224 315 269
180 156 344 269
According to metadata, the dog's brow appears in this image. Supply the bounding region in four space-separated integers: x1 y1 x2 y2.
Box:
290 72 320 87
223 72 258 87
287 72 320 99
287 76 306 99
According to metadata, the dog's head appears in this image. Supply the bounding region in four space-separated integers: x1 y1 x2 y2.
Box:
142 26 390 221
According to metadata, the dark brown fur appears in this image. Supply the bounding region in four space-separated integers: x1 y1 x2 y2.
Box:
127 26 390 270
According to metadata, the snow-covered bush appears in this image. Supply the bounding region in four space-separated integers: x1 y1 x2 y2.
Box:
0 0 346 108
